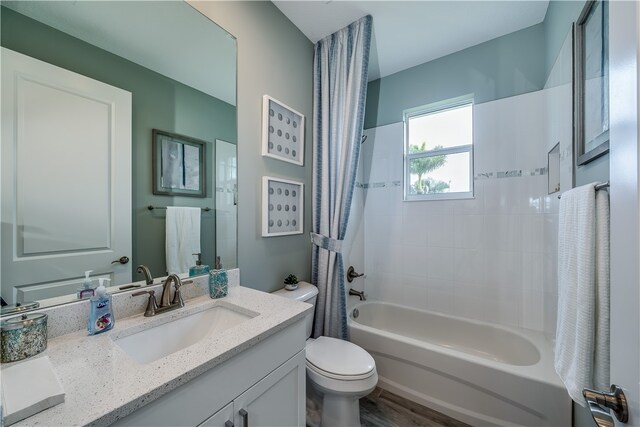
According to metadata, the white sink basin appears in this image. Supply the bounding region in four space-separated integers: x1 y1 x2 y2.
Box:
113 304 255 364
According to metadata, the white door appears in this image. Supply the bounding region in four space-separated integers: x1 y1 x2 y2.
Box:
1 48 132 304
606 1 640 425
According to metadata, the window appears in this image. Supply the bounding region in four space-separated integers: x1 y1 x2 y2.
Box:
404 97 474 201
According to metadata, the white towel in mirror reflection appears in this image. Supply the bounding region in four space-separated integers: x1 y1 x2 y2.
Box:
165 207 201 273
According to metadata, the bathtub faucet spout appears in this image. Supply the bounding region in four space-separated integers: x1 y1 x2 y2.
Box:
349 288 366 301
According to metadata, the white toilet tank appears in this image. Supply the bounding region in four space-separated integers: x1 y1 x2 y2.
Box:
272 281 318 339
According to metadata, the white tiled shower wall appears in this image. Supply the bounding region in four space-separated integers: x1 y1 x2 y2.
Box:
350 86 571 337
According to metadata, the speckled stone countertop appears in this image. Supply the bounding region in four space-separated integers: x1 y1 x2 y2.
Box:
3 286 311 426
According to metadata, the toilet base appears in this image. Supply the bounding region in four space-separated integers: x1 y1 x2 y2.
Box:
320 393 362 427
306 371 377 427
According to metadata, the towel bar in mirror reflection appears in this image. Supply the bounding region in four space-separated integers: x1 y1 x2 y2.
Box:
0 1 237 312
148 206 212 212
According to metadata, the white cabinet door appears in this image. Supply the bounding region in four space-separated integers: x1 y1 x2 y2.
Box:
199 402 234 427
233 351 306 427
0 47 132 303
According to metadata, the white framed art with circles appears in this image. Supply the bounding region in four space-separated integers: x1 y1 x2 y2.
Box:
262 176 304 237
262 95 305 166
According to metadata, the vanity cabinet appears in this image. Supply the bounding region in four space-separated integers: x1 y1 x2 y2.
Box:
112 320 306 427
200 351 305 427
200 402 234 427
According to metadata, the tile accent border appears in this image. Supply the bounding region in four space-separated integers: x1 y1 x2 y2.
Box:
356 167 548 189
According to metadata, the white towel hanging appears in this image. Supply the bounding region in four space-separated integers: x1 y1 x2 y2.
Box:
165 206 201 274
555 182 610 406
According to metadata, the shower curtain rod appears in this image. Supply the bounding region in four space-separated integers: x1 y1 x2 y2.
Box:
557 181 609 199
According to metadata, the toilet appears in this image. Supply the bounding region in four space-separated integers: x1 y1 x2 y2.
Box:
273 282 378 427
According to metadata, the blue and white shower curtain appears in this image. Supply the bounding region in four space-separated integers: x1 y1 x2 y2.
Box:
311 15 372 339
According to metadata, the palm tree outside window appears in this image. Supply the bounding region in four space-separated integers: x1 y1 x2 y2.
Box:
404 96 474 201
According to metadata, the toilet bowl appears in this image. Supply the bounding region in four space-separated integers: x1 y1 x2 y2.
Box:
272 282 378 427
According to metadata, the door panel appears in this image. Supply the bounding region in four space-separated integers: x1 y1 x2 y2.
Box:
18 77 111 254
16 272 114 304
608 1 640 425
1 47 132 304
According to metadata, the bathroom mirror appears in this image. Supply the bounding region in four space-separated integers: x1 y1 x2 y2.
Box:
575 0 609 165
0 1 237 309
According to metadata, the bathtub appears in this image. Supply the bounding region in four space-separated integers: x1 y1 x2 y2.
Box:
348 301 571 427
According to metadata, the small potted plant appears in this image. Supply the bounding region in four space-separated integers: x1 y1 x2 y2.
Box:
284 274 299 291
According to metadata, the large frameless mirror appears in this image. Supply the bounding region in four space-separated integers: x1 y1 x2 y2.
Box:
0 1 237 311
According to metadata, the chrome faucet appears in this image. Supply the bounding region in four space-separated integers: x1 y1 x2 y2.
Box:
132 289 159 317
346 266 365 283
132 274 192 317
349 288 366 301
137 265 154 286
160 274 184 308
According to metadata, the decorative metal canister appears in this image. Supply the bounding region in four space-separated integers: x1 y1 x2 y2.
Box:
0 301 40 316
1 313 48 363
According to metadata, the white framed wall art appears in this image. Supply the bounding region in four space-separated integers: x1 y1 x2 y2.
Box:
262 176 303 237
262 95 304 166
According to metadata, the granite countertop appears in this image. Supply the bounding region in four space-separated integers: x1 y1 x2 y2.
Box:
4 286 311 426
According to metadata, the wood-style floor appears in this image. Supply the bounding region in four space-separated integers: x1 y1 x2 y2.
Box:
359 387 471 427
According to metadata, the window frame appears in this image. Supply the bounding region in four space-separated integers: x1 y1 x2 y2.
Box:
403 96 475 202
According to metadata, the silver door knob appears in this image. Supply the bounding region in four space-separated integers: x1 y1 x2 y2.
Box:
583 385 629 427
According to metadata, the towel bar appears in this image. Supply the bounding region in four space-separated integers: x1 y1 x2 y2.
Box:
557 181 609 199
148 205 211 212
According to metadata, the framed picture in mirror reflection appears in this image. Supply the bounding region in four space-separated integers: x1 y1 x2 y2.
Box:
153 129 207 197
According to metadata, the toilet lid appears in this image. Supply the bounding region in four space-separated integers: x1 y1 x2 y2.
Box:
306 337 375 377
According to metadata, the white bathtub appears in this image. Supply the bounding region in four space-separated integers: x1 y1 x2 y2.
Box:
348 301 571 427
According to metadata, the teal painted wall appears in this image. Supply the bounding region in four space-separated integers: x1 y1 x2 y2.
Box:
1 7 237 280
542 0 608 227
364 22 546 129
543 0 586 82
190 1 314 292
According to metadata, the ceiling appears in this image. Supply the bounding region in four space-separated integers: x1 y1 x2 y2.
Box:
273 1 549 81
2 1 237 105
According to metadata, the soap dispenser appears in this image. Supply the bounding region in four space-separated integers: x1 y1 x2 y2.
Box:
88 278 114 335
77 270 94 299
189 253 210 277
209 256 228 299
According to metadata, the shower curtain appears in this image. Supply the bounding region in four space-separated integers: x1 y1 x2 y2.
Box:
311 15 372 339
